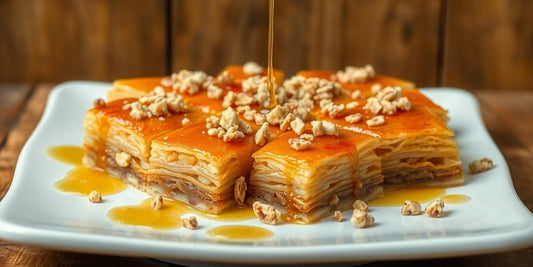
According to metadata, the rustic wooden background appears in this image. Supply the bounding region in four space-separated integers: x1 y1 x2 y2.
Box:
1 0 532 90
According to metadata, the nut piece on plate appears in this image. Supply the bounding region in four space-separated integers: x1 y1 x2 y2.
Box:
114 151 132 167
88 190 102 203
332 210 344 222
425 200 445 218
401 200 422 215
350 209 374 228
352 199 369 211
182 216 199 230
151 194 164 210
253 201 283 225
469 158 494 174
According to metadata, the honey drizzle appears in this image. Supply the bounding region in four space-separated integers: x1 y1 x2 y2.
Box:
441 194 470 204
46 146 84 166
369 186 446 206
266 0 277 108
207 225 273 241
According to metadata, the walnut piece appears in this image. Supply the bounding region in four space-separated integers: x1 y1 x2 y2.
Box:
234 176 247 206
425 200 445 218
346 101 359 109
114 152 132 167
366 115 385 127
332 210 344 222
222 91 236 108
311 120 338 136
243 61 263 75
469 158 494 174
182 216 199 230
350 90 362 100
350 209 374 228
266 105 289 125
181 117 191 126
253 202 283 225
290 118 306 135
165 70 213 95
255 122 271 146
336 65 375 83
363 86 411 116
88 190 102 203
125 87 188 120
401 200 422 215
279 113 295 132
207 84 224 99
345 113 363 124
151 194 164 210
288 137 312 151
206 107 251 142
352 200 369 211
299 133 314 142
217 70 234 84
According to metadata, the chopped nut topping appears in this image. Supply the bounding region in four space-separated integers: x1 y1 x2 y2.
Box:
235 92 256 106
363 86 411 115
93 98 106 108
182 216 199 230
282 76 341 110
222 91 236 108
280 113 295 132
217 70 234 84
164 70 213 95
352 200 369 211
151 194 164 210
469 158 494 174
401 200 422 215
88 190 102 203
321 102 346 118
350 90 362 100
234 176 247 206
253 202 283 225
336 65 375 83
114 151 132 167
253 112 267 125
125 86 188 120
366 115 385 127
288 136 313 151
181 117 191 126
243 61 264 75
329 195 339 206
345 113 363 124
206 107 250 142
350 209 374 228
207 84 224 99
266 105 289 125
290 118 306 135
333 210 344 222
311 120 338 136
255 122 271 146
371 83 382 95
346 101 359 109
425 200 445 218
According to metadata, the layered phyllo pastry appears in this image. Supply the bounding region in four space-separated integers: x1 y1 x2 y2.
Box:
82 63 463 223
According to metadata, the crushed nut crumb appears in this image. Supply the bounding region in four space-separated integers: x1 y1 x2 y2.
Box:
88 190 102 203
279 113 295 132
253 201 282 225
350 209 374 228
207 84 224 99
346 101 359 109
243 61 264 76
345 113 363 124
371 83 382 95
290 118 306 135
181 117 191 126
352 200 369 211
255 122 271 146
299 133 314 142
114 151 132 167
266 105 289 125
336 65 375 83
333 210 344 222
311 120 338 136
469 158 494 174
234 176 247 206
182 216 198 230
151 194 164 210
288 136 313 151
363 86 411 115
206 107 250 142
125 86 188 120
401 200 422 215
222 91 236 108
425 200 445 218
350 90 362 100
217 70 234 84
366 115 385 127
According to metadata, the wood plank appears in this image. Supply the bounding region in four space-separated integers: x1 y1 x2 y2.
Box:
0 0 167 82
0 85 32 146
442 0 533 90
171 0 441 85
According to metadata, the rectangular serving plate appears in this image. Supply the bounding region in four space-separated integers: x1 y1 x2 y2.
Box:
0 81 531 265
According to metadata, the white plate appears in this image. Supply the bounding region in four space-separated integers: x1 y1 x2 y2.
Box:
0 81 531 265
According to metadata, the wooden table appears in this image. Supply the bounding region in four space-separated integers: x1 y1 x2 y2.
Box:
1 84 532 266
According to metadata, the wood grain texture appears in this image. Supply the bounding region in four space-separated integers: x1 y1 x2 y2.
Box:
0 0 167 83
170 0 441 86
0 85 531 265
0 84 32 145
442 0 533 90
